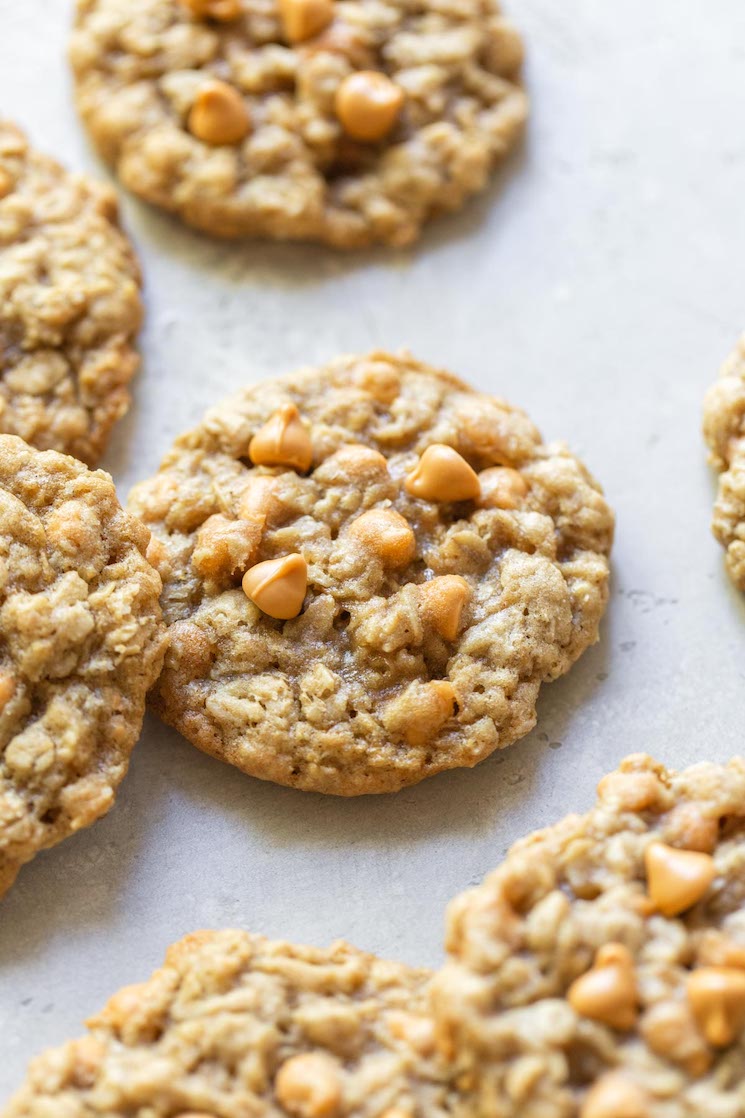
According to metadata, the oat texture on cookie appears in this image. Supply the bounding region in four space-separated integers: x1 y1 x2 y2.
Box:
703 335 745 589
432 754 745 1118
0 121 142 465
0 436 167 898
70 0 527 247
4 930 456 1118
128 352 613 795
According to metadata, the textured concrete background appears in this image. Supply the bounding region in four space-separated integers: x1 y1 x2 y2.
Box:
2 0 745 1099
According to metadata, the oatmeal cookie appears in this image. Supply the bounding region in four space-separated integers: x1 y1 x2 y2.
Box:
4 929 456 1118
703 335 745 589
69 0 527 247
432 753 745 1118
0 121 143 465
0 435 167 897
128 351 613 795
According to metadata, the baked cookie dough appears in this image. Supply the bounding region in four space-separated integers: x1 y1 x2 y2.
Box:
5 929 456 1117
128 351 613 795
703 335 745 589
0 121 143 465
0 436 167 898
69 0 528 247
432 753 745 1118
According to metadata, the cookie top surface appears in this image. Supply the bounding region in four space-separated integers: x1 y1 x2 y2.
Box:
0 122 143 466
128 351 613 795
432 753 745 1118
69 0 527 247
6 929 455 1118
0 435 166 897
703 335 745 590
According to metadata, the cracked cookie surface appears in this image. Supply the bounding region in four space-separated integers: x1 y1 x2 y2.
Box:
0 435 167 897
703 335 745 589
5 929 456 1118
432 754 745 1118
0 121 143 465
128 351 613 795
69 0 527 247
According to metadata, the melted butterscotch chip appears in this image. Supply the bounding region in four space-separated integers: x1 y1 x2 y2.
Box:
346 508 416 568
0 672 16 711
416 576 470 641
477 466 528 509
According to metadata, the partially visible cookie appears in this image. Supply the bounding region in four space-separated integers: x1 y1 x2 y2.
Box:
69 0 527 247
0 121 142 464
432 753 745 1118
0 435 166 897
128 351 613 795
703 335 745 589
5 929 456 1118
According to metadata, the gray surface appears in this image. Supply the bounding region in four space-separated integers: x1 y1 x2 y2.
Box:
2 0 745 1100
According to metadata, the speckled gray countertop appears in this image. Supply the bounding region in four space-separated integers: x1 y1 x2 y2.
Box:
2 0 745 1100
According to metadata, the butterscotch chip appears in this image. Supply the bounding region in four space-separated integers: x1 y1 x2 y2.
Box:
279 0 334 44
5 932 457 1117
346 509 416 568
704 335 745 589
0 672 16 710
188 80 251 145
275 1052 342 1117
644 842 716 916
432 754 745 1116
128 352 612 795
242 553 308 619
70 0 528 247
416 576 470 641
335 71 404 143
0 121 142 464
192 513 263 580
687 967 745 1047
182 0 242 19
567 944 638 1030
0 436 167 899
580 1074 650 1118
249 403 313 472
477 466 528 510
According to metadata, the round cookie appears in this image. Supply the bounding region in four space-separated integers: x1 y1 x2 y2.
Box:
0 121 143 465
128 351 613 795
5 929 456 1117
0 435 167 898
69 0 527 248
432 753 745 1118
703 335 745 589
